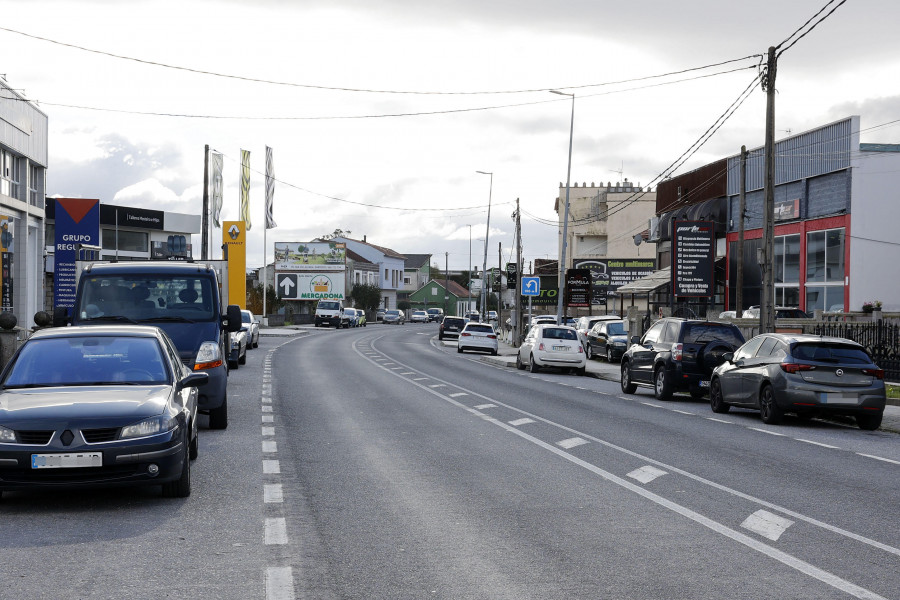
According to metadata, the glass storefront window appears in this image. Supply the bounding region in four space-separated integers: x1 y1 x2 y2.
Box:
101 229 148 252
805 228 844 313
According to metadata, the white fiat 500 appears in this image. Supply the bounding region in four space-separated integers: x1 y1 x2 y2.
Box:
516 324 586 376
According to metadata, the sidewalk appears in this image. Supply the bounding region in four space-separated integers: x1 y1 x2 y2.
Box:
469 336 900 434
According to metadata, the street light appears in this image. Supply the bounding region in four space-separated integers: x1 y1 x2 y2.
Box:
467 224 473 307
476 170 493 320
550 90 574 325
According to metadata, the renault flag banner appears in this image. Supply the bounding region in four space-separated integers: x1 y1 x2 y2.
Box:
265 146 277 229
240 149 251 231
54 198 100 310
210 151 224 228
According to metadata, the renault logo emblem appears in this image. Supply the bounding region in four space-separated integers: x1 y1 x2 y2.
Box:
835 369 844 377
228 224 240 240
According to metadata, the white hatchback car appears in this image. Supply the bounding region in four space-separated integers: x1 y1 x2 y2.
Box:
457 322 498 355
516 324 586 375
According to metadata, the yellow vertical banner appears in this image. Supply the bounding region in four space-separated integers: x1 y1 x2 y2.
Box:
223 221 246 309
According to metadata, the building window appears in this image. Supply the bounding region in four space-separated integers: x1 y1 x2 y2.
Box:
101 229 149 252
1 150 20 199
403 276 411 285
774 234 800 307
29 165 43 206
805 228 845 312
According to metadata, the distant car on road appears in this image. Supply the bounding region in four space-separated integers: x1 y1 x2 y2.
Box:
229 328 247 368
356 310 367 327
410 310 429 323
516 324 586 375
464 311 481 322
574 315 621 359
457 322 499 355
438 316 466 340
375 308 386 322
426 308 444 322
0 325 207 499
383 309 406 325
240 310 260 348
709 333 886 429
344 308 360 327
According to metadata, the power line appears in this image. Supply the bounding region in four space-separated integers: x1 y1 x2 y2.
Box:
776 0 848 58
0 25 760 96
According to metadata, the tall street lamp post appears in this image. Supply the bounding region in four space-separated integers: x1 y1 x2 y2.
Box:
467 224 473 309
550 90 575 325
476 170 493 320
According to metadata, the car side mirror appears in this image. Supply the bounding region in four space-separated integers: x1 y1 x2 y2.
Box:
722 352 734 363
631 335 641 344
225 305 242 332
177 371 209 391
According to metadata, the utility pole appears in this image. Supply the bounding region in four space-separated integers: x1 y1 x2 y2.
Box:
761 46 777 333
201 144 209 260
497 241 502 327
515 198 523 345
736 145 748 317
444 252 449 315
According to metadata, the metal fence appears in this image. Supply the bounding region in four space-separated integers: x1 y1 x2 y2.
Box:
804 321 900 382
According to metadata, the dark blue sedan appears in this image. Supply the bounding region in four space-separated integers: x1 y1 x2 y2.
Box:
0 325 207 499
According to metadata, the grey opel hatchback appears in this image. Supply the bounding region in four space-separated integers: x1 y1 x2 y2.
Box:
709 333 886 430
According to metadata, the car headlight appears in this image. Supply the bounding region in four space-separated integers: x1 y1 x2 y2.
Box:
612 341 626 347
194 341 222 370
121 415 178 439
0 425 16 443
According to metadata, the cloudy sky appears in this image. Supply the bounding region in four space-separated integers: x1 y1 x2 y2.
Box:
3 0 898 272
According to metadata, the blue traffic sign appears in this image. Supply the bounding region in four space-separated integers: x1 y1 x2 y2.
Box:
521 277 541 296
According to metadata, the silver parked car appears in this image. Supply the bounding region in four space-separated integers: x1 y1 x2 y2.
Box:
515 324 586 376
709 333 886 429
240 310 260 348
383 309 405 325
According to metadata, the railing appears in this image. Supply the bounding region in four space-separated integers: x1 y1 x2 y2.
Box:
804 320 900 382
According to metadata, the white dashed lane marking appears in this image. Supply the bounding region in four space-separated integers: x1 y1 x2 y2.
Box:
750 428 787 437
857 453 900 465
509 418 536 426
262 441 277 453
263 460 280 474
742 510 794 541
262 426 275 437
557 437 589 450
627 465 668 484
796 439 839 449
265 518 288 545
264 484 284 503
474 404 496 410
266 567 295 600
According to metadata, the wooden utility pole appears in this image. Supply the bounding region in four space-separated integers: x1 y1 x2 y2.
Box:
444 252 449 315
497 241 502 326
201 144 209 260
761 46 777 333
514 198 523 345
736 145 748 317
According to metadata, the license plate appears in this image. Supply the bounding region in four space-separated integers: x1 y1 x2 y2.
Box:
699 380 710 388
552 345 569 351
820 392 858 404
32 452 102 469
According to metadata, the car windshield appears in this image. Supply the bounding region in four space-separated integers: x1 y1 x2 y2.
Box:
318 301 340 310
541 327 577 341
386 310 400 316
792 343 872 364
80 275 215 321
683 324 744 347
242 312 253 323
607 322 626 335
3 336 170 388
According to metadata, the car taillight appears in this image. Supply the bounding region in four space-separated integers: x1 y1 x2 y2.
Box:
672 343 683 362
781 363 815 374
862 368 885 380
461 332 471 337
538 343 545 351
577 345 584 354
487 335 496 339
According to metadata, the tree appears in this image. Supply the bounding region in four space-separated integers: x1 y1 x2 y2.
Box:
398 300 411 311
320 228 351 240
247 283 284 316
351 283 382 313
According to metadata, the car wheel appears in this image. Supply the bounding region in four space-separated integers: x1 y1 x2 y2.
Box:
584 344 592 360
457 346 463 353
229 359 238 370
529 354 541 373
709 379 730 413
209 393 228 430
620 362 637 393
162 429 191 498
491 349 498 356
239 350 246 365
856 412 883 431
654 366 673 401
759 384 783 425
576 366 586 376
516 354 525 370
438 334 444 340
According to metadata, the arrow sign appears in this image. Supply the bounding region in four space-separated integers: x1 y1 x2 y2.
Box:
521 277 540 297
277 274 297 298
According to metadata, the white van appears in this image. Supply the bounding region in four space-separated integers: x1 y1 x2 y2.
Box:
315 300 348 328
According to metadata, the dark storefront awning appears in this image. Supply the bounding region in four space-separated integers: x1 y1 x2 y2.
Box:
614 267 671 295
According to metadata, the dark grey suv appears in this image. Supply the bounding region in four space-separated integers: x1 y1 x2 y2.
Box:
620 318 745 400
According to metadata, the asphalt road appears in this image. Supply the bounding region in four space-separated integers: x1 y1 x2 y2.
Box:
2 323 898 599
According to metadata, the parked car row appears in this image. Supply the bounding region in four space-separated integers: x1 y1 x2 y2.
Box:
228 310 262 369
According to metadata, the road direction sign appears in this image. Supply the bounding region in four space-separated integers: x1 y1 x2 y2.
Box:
521 277 540 296
277 273 298 299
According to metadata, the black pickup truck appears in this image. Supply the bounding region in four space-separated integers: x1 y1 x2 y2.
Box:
620 318 745 401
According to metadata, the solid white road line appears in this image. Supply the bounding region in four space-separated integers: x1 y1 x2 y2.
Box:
265 518 288 545
742 510 794 541
627 465 668 484
263 460 280 474
266 566 295 600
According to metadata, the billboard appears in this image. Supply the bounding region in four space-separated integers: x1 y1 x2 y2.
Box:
573 258 657 304
53 198 100 310
673 220 714 297
274 242 346 271
565 269 592 307
276 272 346 300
